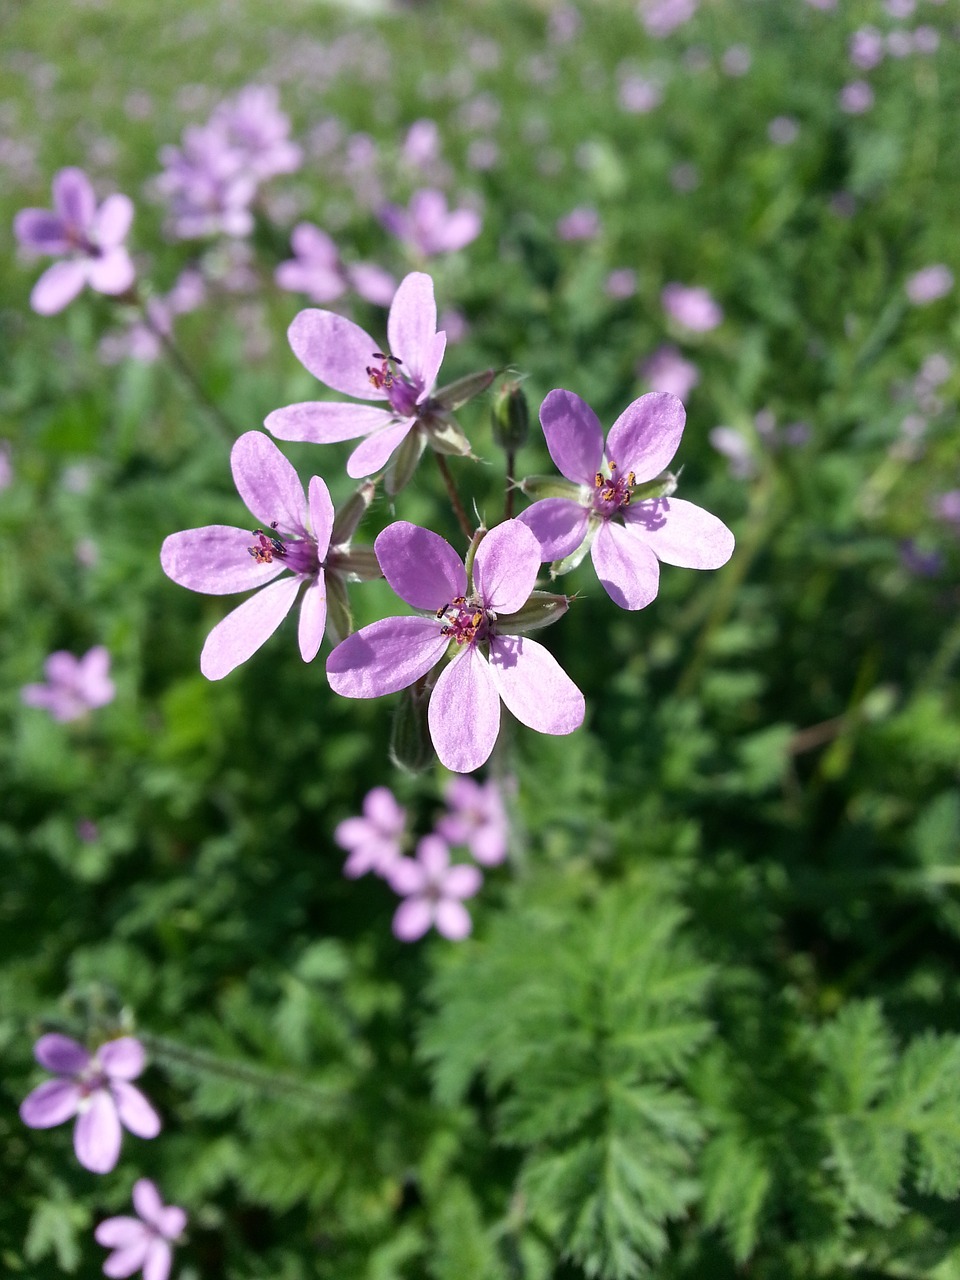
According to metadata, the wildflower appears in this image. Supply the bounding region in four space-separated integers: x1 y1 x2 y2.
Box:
95 1179 186 1280
839 81 874 114
849 26 884 70
605 268 637 299
437 776 509 866
640 345 700 399
380 188 481 257
22 646 115 722
556 206 601 242
160 432 376 680
905 265 954 306
388 835 482 941
639 0 698 38
14 167 134 315
335 786 406 878
661 282 723 331
266 271 466 486
617 72 663 113
19 1034 160 1174
402 119 441 170
155 122 257 239
709 425 757 479
327 519 584 774
208 84 302 182
768 116 799 145
0 440 12 491
275 222 397 306
518 389 734 610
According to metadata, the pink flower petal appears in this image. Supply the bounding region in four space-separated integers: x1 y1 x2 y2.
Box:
605 392 685 482
200 575 302 680
591 521 660 610
624 496 735 568
91 193 134 248
20 1079 80 1128
473 520 540 613
31 259 88 315
487 636 584 735
103 1242 150 1279
157 1207 187 1240
434 898 473 940
231 432 309 534
327 615 448 697
346 420 415 478
297 571 327 662
375 521 466 610
34 1033 89 1074
417 833 450 878
75 1089 122 1172
516 498 590 562
388 858 429 895
14 208 69 254
428 647 501 773
444 864 483 899
87 247 135 295
161 526 286 595
95 1217 147 1249
52 167 95 230
288 309 386 400
307 475 334 556
98 1037 145 1080
265 401 393 445
539 388 604 484
111 1081 161 1138
414 331 447 403
142 1239 174 1280
386 272 438 387
131 1179 165 1228
393 896 434 941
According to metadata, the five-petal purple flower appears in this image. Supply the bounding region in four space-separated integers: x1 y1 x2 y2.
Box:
518 389 735 610
335 786 407 878
21 646 116 722
20 1034 161 1174
95 1179 186 1280
388 834 482 941
14 167 135 315
380 189 481 257
326 518 584 773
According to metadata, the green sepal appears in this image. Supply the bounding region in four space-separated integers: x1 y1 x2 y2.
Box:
389 677 437 774
520 474 585 502
327 546 381 583
550 521 599 577
330 479 377 546
425 414 472 458
385 428 428 496
325 573 353 645
431 367 499 411
491 380 530 452
632 470 679 501
496 590 572 635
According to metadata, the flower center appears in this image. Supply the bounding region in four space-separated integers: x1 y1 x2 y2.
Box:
366 351 402 392
366 351 421 417
436 596 488 645
248 525 286 564
593 460 636 515
247 523 318 575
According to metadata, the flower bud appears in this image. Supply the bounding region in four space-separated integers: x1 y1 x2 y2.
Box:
385 429 428 496
331 480 376 546
519 473 585 502
390 681 436 774
425 414 472 458
496 590 573 635
432 368 499 411
325 574 354 646
492 381 530 453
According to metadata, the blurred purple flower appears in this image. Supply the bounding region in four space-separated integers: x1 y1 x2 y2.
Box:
161 432 362 680
639 0 698 38
722 44 752 76
709 426 757 479
899 540 943 578
768 116 799 145
886 29 913 57
0 440 11 491
95 1179 186 1280
266 271 451 481
335 786 406 878
662 282 723 331
403 119 441 170
14 167 134 314
617 71 663 113
905 265 954 305
849 26 885 69
467 139 499 171
327 520 585 774
556 206 601 242
275 223 347 304
20 1034 160 1174
100 268 205 366
839 81 875 114
913 26 940 54
605 268 637 299
933 490 960 527
884 0 915 16
380 189 481 257
640 345 700 399
210 84 302 181
437 776 509 866
388 835 482 941
155 123 257 239
548 4 583 43
22 647 115 722
346 261 398 307
518 390 735 610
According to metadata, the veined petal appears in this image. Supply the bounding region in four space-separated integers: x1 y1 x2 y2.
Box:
473 519 540 613
307 475 335 556
387 272 438 386
87 247 135 295
52 167 95 231
415 331 447 401
327 615 448 698
161 526 286 595
111 1081 161 1138
98 1037 145 1080
375 521 466 609
434 899 473 939
487 636 584 735
539 388 605 484
346 420 415 478
298 571 327 662
92 193 134 247
75 1089 122 1172
624 496 735 568
516 498 589 562
34 1033 89 1074
200 575 302 680
231 432 309 534
605 391 685 482
31 259 88 315
20 1079 81 1128
428 647 500 773
288 309 386 400
266 401 393 445
591 520 660 610
142 1238 174 1280
393 897 433 941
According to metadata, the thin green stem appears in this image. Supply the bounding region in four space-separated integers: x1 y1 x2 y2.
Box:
434 451 474 542
136 302 237 444
504 449 517 520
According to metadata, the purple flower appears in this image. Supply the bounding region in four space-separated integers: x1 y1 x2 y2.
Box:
839 81 875 114
387 835 482 941
640 345 700 400
266 271 456 483
639 0 698 38
95 1179 186 1280
160 432 371 680
208 84 302 182
618 70 663 113
402 119 441 170
22 646 115 721
850 26 885 70
905 265 954 306
327 519 585 774
14 168 134 315
709 425 757 479
380 189 481 257
518 389 735 611
661 282 723 332
0 440 12 491
605 269 638 300
155 122 257 240
275 223 397 307
556 205 601 242
20 1034 160 1174
768 116 800 145
335 786 406 878
436 776 509 866
933 490 960 527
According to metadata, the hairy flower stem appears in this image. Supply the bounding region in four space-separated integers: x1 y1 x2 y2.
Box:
139 1032 343 1112
434 451 474 542
136 300 237 444
504 449 517 520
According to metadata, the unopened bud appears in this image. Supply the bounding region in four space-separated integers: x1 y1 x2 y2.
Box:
432 367 499 411
496 590 573 635
331 479 377 546
492 381 530 453
389 680 436 774
385 429 428 496
325 574 354 646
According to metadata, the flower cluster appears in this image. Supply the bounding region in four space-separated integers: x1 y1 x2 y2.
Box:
21 645 116 722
